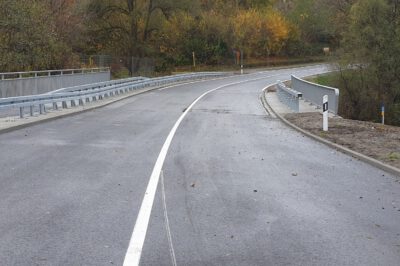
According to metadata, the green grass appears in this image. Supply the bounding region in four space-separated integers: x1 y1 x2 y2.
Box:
307 72 339 87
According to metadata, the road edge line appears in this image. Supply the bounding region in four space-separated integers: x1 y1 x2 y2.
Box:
123 74 293 266
262 84 400 178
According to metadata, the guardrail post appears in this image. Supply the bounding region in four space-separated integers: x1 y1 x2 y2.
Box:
19 107 24 118
30 106 34 116
62 101 68 109
71 100 76 107
79 99 84 106
39 104 44 114
276 81 301 113
53 102 58 110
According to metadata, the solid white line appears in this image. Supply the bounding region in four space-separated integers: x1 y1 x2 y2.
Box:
123 81 227 266
123 68 325 266
160 171 177 266
155 64 328 93
157 79 217 91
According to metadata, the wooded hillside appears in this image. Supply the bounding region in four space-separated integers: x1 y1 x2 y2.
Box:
0 0 355 72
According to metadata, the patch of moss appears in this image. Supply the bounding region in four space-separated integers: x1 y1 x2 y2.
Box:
387 152 400 161
319 131 327 138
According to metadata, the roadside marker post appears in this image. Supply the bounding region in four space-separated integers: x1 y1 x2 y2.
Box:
381 104 385 125
323 95 328 131
192 52 196 69
240 49 244 75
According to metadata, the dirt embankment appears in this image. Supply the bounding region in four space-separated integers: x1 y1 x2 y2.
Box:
284 112 400 169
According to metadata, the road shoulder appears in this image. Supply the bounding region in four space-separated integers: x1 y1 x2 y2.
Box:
262 85 400 178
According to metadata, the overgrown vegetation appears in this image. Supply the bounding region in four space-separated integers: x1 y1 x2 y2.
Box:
309 0 400 126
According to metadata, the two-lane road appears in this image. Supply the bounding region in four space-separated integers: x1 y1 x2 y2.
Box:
0 65 399 265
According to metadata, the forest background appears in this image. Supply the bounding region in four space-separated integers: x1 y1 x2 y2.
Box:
0 0 399 125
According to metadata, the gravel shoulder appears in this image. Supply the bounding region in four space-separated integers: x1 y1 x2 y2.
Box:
284 112 400 169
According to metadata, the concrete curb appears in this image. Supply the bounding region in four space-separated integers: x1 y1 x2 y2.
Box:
262 85 400 178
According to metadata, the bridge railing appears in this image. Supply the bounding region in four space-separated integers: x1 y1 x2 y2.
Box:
0 72 226 119
291 75 339 114
0 68 109 80
276 81 302 113
0 68 111 98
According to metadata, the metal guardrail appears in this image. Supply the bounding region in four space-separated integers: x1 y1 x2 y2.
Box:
0 72 225 119
291 75 340 114
276 81 302 112
0 68 110 80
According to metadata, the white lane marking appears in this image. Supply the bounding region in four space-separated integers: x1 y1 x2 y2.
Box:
123 68 327 266
157 79 222 91
160 171 177 266
155 65 327 93
123 81 231 266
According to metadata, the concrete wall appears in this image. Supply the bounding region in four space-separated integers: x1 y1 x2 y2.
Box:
0 71 110 98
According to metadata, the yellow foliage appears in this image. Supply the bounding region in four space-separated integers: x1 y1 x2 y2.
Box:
232 8 290 56
161 12 199 54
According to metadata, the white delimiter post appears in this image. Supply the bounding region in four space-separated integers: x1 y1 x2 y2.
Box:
323 95 329 131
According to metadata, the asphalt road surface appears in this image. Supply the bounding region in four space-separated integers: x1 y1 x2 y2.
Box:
0 65 399 266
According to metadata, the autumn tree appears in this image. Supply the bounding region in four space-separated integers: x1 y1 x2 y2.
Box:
86 0 195 72
0 0 74 71
337 0 400 125
232 8 290 57
159 10 229 66
47 0 89 55
284 0 335 55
